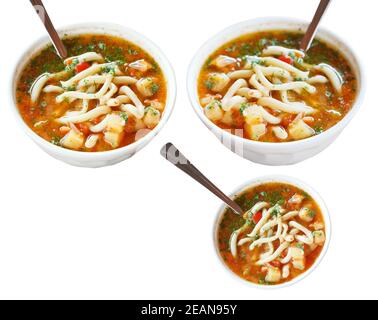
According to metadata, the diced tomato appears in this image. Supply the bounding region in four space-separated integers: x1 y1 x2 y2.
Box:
281 114 296 127
92 115 106 125
261 267 268 274
75 62 91 73
253 211 263 224
128 69 137 77
270 261 281 268
281 249 289 259
76 123 90 136
278 55 294 65
59 126 71 135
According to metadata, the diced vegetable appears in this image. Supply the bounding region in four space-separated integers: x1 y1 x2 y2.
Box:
75 62 91 73
144 107 161 129
291 247 305 271
299 207 315 223
205 101 224 122
265 267 282 283
60 129 84 150
314 231 326 245
288 119 316 140
278 55 294 65
253 211 263 224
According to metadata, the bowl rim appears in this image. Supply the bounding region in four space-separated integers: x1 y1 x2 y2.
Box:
187 17 366 151
10 22 177 160
213 174 332 290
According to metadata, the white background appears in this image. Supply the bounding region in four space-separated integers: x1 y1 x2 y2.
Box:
0 0 376 300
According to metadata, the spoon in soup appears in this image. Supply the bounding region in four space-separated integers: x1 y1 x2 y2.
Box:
161 143 243 215
29 0 68 59
300 0 332 52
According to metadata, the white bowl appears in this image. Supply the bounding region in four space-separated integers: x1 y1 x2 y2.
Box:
11 22 176 168
214 175 331 289
188 18 365 166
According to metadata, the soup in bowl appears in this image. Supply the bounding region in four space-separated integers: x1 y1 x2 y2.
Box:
11 23 176 168
215 176 330 288
188 18 364 166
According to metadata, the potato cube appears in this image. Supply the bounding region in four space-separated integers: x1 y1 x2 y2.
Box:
299 207 315 223
60 129 84 150
205 101 224 122
221 110 234 126
136 78 159 97
243 106 264 125
289 193 305 205
143 107 161 129
291 247 305 271
313 231 326 246
206 73 230 92
104 132 122 149
265 267 282 283
245 123 267 141
107 114 126 134
288 119 315 140
310 222 324 231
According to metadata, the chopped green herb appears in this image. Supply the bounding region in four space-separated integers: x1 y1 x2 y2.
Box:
239 103 249 115
314 126 324 135
296 243 305 251
150 83 160 95
102 65 116 75
51 136 61 146
225 44 237 53
128 48 139 55
271 205 282 217
145 107 159 116
98 42 106 50
120 112 129 122
205 80 215 90
87 43 96 51
258 276 272 286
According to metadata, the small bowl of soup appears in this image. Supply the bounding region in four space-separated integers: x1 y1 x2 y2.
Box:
11 22 176 168
215 175 331 289
188 18 364 165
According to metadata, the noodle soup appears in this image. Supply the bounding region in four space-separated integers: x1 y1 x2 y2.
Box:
217 181 327 286
16 34 167 152
198 31 357 143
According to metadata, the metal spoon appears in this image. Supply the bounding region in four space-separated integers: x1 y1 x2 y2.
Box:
300 0 332 52
161 143 243 215
29 0 68 59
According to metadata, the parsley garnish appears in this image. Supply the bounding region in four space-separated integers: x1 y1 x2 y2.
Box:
239 103 249 115
51 136 61 146
205 80 215 90
150 83 160 95
120 112 129 122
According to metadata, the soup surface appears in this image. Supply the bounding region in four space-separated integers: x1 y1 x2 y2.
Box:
217 182 326 286
198 31 357 142
16 34 167 152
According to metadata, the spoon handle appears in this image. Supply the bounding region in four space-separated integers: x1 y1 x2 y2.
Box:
161 143 244 215
300 0 332 52
29 0 68 59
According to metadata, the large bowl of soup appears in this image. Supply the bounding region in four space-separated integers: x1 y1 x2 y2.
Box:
214 175 331 289
11 23 176 168
187 18 364 166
